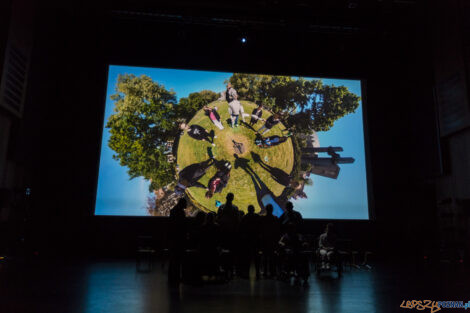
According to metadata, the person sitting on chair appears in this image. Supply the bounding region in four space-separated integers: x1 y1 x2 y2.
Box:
318 223 337 269
279 223 310 286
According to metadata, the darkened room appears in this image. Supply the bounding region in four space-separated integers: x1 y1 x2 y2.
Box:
1 1 470 313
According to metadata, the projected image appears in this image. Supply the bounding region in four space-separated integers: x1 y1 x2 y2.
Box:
95 65 369 219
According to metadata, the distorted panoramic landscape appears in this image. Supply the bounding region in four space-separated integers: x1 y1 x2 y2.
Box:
95 65 369 219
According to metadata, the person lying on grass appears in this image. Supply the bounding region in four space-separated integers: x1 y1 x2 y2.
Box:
203 106 224 130
255 132 292 148
257 113 281 135
174 159 215 195
180 123 216 146
205 161 232 198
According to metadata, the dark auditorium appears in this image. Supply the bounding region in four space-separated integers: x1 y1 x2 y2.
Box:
1 1 470 312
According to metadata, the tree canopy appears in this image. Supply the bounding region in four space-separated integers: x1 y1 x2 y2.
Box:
176 90 219 121
228 73 360 132
106 74 179 190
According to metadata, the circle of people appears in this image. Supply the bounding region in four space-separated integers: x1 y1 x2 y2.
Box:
176 83 292 198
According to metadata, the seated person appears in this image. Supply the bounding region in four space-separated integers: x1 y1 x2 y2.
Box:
279 201 303 233
278 223 310 285
180 123 215 145
250 103 264 126
205 161 232 198
318 223 337 269
203 106 224 130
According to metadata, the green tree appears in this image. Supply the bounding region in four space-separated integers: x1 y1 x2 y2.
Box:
106 74 179 191
228 73 360 133
176 90 219 121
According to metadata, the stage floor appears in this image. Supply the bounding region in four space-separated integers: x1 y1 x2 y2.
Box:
1 258 468 313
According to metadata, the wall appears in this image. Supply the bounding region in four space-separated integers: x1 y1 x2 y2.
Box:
1 2 448 259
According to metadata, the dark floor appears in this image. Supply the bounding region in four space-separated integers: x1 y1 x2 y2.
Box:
1 258 469 313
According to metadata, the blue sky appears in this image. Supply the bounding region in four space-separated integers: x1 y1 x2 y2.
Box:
95 65 369 219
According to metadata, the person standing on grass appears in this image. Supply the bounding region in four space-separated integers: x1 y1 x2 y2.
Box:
226 83 245 127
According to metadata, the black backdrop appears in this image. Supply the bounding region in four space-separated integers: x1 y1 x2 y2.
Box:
17 3 440 259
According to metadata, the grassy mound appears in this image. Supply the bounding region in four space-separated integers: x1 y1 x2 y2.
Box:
176 100 294 213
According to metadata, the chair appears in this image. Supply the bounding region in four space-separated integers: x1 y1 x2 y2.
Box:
313 236 343 277
336 238 360 271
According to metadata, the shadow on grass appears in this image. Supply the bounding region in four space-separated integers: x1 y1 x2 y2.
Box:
251 152 292 187
233 153 276 214
178 158 215 189
240 120 256 132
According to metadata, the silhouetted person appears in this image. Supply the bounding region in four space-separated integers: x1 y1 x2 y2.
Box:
260 204 280 278
279 201 303 233
187 211 206 249
239 205 261 278
174 159 214 195
168 198 188 286
217 193 240 250
257 113 281 135
205 161 232 198
200 212 221 277
180 123 215 145
319 223 337 269
279 223 310 285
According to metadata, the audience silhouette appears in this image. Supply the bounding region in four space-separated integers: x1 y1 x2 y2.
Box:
165 195 316 286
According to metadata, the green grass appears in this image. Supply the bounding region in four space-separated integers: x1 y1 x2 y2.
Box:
176 100 294 213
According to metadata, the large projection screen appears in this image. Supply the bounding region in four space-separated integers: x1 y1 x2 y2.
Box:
95 65 369 219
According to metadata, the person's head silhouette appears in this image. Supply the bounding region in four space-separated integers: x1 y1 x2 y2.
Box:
226 192 234 203
247 205 255 214
265 204 273 216
285 201 294 213
325 223 334 234
175 198 187 210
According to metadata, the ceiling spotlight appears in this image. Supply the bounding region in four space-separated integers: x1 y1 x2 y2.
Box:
241 37 247 44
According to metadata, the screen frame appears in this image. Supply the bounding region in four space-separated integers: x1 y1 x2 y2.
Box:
92 63 374 221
